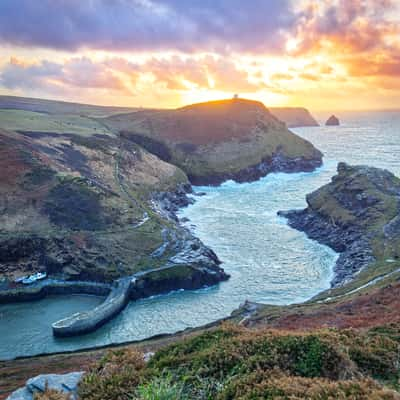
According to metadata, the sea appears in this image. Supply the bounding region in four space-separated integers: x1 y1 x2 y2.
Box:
1 110 399 360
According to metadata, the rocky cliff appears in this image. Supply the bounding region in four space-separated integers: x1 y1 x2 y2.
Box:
280 162 400 286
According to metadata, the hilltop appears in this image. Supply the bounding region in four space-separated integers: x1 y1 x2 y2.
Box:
104 99 322 184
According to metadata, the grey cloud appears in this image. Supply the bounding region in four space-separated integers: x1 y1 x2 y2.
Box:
0 0 295 52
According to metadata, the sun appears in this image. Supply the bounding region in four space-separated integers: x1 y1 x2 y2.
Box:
285 38 299 53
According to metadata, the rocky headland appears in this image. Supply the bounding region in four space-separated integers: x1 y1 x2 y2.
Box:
279 162 400 287
103 98 323 185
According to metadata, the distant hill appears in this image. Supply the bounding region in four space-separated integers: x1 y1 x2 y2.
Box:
269 107 319 127
0 95 139 118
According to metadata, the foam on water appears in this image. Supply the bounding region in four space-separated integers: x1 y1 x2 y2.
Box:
1 110 399 359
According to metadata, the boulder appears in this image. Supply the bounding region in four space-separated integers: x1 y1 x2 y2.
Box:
7 372 84 400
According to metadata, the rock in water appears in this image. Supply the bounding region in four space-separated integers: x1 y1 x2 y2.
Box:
326 115 340 126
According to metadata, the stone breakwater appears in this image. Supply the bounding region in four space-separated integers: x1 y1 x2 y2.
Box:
51 262 227 337
0 261 227 338
52 277 131 337
0 279 111 304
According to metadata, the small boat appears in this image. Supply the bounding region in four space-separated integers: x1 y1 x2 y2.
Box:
21 272 47 285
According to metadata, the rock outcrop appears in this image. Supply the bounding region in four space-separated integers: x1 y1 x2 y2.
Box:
326 115 340 126
279 162 400 286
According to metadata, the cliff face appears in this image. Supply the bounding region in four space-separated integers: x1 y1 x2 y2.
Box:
0 102 226 287
104 99 323 185
269 107 319 127
280 162 400 286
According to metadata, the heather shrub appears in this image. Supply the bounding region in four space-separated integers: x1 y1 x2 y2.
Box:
217 370 400 400
75 324 400 399
78 348 145 400
33 389 71 400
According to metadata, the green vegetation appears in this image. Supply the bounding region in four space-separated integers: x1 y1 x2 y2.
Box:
307 166 400 230
145 265 195 282
136 375 185 400
0 109 112 136
75 324 400 399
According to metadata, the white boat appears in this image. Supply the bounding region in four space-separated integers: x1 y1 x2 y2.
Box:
34 272 47 281
21 272 47 285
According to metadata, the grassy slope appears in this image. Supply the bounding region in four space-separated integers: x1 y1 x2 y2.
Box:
0 100 189 282
0 109 111 136
0 95 139 117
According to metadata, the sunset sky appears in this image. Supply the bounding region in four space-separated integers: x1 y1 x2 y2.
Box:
0 0 399 110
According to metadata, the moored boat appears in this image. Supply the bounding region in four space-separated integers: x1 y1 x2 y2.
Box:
21 272 47 285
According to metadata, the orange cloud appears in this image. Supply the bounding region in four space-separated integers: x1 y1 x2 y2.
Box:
270 73 294 81
299 73 319 81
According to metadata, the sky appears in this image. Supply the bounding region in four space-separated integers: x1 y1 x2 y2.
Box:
0 0 399 110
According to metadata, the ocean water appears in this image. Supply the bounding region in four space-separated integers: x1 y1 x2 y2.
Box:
0 110 399 360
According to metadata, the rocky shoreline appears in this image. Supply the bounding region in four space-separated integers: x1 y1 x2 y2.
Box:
279 207 375 287
0 183 228 337
189 149 323 186
279 162 400 287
